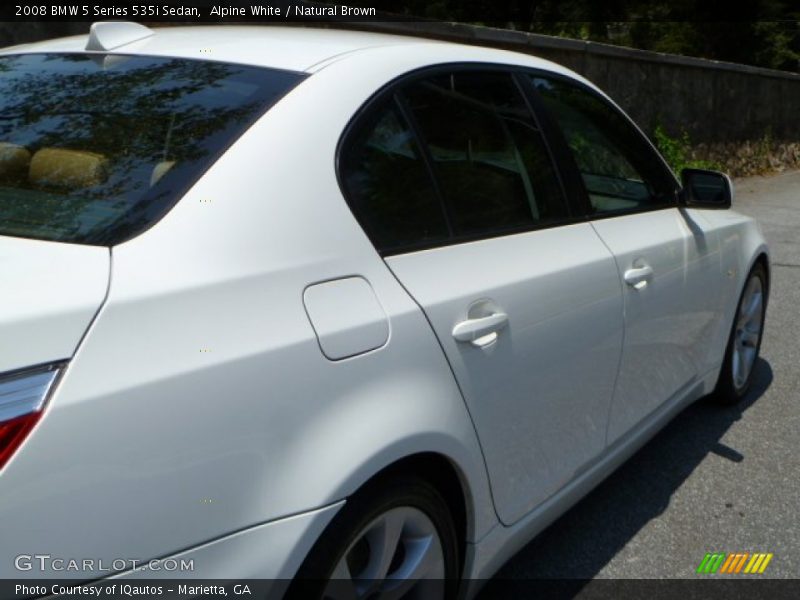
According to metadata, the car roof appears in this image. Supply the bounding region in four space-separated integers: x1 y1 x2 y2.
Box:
0 24 584 79
0 25 432 72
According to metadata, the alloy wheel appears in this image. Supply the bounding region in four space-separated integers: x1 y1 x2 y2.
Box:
324 506 446 600
732 274 764 391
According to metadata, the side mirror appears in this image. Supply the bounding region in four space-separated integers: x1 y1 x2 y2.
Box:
680 168 733 209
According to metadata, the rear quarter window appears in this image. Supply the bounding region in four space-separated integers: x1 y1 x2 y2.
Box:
0 53 304 245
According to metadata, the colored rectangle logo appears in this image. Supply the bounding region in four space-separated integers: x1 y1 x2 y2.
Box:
697 552 773 574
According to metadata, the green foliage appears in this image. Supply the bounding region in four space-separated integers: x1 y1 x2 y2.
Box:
653 125 721 175
371 0 800 73
756 127 774 163
652 127 797 178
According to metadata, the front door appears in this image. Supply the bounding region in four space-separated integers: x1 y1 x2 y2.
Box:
530 74 722 443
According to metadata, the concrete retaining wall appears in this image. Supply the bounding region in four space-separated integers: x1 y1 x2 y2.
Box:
339 21 800 144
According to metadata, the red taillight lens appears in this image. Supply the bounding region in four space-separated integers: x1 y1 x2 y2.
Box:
0 411 42 470
0 363 62 471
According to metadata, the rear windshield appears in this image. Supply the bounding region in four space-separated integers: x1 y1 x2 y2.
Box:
0 53 304 245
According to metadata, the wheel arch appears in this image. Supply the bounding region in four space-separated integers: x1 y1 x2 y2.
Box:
349 451 471 574
736 246 771 319
715 217 770 355
753 251 771 296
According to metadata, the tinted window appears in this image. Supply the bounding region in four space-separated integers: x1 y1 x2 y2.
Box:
532 76 677 215
0 54 303 245
340 98 449 252
401 72 567 236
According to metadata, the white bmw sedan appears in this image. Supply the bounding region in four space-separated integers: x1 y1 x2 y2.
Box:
0 22 768 599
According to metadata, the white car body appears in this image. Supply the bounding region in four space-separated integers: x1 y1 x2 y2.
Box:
0 24 768 596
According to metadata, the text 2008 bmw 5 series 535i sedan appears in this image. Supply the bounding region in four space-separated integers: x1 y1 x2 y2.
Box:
0 21 768 599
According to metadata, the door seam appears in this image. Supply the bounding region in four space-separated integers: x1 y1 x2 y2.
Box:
589 221 628 448
381 259 505 524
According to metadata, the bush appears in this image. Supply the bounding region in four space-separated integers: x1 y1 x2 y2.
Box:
652 124 721 175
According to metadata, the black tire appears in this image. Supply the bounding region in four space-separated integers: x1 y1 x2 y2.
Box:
288 475 460 600
713 262 768 405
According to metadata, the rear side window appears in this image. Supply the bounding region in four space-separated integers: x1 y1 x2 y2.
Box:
401 71 567 237
531 76 677 215
0 53 303 245
339 97 450 253
339 69 568 254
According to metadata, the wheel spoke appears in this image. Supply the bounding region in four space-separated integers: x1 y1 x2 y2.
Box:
400 535 444 580
741 328 760 348
330 557 354 580
380 535 445 600
363 509 406 583
743 290 763 322
740 346 756 381
324 559 359 600
732 346 744 388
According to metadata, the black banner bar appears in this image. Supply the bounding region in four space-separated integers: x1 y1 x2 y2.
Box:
4 579 800 600
3 0 799 23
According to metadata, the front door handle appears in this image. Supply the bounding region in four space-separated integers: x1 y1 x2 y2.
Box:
452 312 509 347
624 263 654 290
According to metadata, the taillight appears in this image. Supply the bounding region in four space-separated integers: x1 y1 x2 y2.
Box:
0 363 62 471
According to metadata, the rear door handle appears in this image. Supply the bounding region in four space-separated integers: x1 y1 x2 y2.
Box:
623 263 654 290
452 312 509 347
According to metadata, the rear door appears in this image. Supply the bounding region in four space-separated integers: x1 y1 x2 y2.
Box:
530 74 724 443
339 68 624 525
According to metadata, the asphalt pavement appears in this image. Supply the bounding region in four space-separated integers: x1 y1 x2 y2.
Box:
479 170 800 590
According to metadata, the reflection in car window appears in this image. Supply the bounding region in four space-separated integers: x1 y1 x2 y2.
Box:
0 53 303 245
531 76 677 215
340 98 450 253
401 71 567 236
